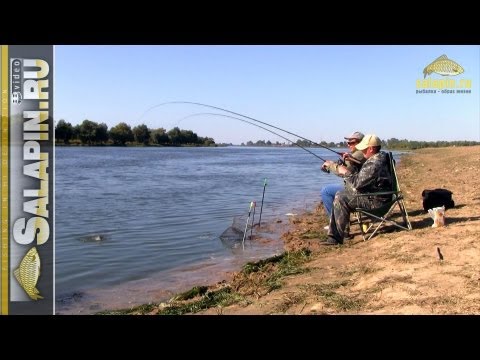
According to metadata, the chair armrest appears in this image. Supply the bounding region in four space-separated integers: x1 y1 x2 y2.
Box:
353 191 397 197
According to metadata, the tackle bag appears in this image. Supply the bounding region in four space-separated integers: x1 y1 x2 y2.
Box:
421 188 455 212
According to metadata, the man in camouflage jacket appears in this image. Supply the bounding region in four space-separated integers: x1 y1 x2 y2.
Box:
320 131 366 218
323 134 392 245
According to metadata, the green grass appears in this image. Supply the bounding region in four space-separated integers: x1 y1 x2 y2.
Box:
170 286 209 301
97 303 158 315
99 249 312 315
300 230 328 240
242 249 312 292
98 286 248 315
160 287 245 315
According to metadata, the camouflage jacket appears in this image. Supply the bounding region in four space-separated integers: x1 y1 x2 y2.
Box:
327 149 366 177
344 151 392 195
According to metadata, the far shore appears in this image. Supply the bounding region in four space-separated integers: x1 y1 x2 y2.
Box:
99 146 480 315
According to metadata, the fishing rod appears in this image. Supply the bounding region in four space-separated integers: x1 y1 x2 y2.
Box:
250 201 256 238
258 178 267 227
242 201 255 250
138 101 354 160
176 112 329 162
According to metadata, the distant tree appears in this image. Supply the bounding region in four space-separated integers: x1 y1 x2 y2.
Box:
133 124 151 145
151 128 169 145
202 137 215 146
96 123 109 144
72 124 81 142
296 139 312 147
78 119 99 145
55 119 74 144
168 127 183 145
180 129 197 144
109 122 134 145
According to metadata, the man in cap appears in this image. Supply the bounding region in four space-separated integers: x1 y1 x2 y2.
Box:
320 132 366 225
323 134 393 245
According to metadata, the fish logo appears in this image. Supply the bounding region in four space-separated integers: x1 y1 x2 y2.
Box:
423 55 464 79
14 247 43 300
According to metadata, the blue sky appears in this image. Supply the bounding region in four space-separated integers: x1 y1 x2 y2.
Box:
55 45 479 144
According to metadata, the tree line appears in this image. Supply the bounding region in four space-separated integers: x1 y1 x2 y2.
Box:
242 138 480 149
55 120 216 146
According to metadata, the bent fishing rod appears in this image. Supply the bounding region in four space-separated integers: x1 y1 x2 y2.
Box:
177 112 329 162
139 101 360 163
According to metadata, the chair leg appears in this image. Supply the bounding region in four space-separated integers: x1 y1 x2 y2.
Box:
398 199 412 230
366 220 386 240
356 212 368 241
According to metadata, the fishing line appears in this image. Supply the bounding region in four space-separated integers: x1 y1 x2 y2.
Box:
176 112 329 162
138 101 346 157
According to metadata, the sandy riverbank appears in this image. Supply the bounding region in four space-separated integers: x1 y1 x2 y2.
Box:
104 146 480 315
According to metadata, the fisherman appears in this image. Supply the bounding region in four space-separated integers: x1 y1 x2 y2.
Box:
323 134 392 245
320 131 366 228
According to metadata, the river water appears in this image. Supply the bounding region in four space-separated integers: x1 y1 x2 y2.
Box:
55 146 365 313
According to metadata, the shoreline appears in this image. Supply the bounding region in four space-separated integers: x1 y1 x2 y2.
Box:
100 146 480 315
56 205 302 315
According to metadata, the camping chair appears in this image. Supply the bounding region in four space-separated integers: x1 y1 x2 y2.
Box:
353 152 412 241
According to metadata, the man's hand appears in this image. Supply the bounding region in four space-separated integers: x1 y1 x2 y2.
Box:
342 153 362 164
321 160 333 173
337 164 348 176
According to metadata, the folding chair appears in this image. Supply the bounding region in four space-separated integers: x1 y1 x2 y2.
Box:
353 152 412 241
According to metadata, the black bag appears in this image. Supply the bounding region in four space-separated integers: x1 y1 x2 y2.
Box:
421 188 455 212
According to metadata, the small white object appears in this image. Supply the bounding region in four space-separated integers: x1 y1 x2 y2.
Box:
428 206 445 228
285 213 298 216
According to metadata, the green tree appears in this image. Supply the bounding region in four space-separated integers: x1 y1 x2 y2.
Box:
55 119 74 144
202 137 215 146
96 123 109 144
181 129 198 145
133 124 151 145
79 119 99 145
168 127 183 145
151 128 169 145
109 122 134 145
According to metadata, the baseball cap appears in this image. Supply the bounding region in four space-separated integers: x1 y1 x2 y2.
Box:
344 131 364 141
355 134 382 150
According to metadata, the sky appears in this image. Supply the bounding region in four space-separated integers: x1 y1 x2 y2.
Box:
55 45 480 144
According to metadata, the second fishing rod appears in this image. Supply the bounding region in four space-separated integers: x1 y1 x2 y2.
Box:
140 101 361 165
177 112 330 163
